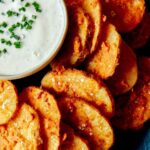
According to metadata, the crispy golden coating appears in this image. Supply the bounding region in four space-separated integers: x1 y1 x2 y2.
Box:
113 80 150 130
41 68 114 118
113 57 150 129
0 103 42 149
52 6 94 68
106 40 138 95
60 123 89 150
20 87 61 150
103 0 145 32
58 97 114 150
65 0 102 53
125 11 150 49
0 80 18 125
86 22 121 79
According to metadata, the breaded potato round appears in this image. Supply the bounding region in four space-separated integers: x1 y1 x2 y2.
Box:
52 6 94 68
113 57 150 129
103 0 145 32
58 97 114 150
106 40 138 96
0 103 42 149
125 11 150 49
65 0 102 53
60 123 89 150
20 86 61 150
113 80 150 130
0 80 18 125
41 68 114 118
86 22 121 79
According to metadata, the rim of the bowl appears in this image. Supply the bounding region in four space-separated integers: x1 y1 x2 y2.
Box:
0 0 68 80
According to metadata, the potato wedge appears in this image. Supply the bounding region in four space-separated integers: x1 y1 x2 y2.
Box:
65 0 102 53
60 123 89 150
125 11 150 49
41 68 114 118
86 22 121 79
0 103 42 149
51 6 94 67
103 0 145 32
106 40 138 95
57 97 114 150
20 86 61 150
0 80 18 125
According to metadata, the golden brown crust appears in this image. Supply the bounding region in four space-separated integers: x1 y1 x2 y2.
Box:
58 97 114 150
106 40 138 96
86 22 121 79
41 68 114 118
0 80 18 125
103 0 145 32
52 6 94 68
60 123 89 150
20 86 61 150
125 11 150 49
0 103 42 149
112 57 150 129
65 0 102 53
112 80 150 130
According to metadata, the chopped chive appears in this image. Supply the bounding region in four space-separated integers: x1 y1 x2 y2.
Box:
0 49 7 56
22 16 27 22
28 20 34 25
25 2 30 7
6 41 12 46
32 15 37 19
14 41 22 48
19 7 26 12
10 33 20 40
3 48 7 53
7 10 19 17
26 25 32 30
1 38 6 43
0 30 4 33
0 22 8 28
32 2 42 12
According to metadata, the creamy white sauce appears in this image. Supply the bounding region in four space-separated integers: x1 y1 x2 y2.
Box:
0 0 66 75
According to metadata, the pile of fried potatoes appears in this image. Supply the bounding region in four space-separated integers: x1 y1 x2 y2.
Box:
0 0 150 149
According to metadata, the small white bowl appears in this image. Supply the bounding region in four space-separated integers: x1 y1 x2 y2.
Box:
0 0 68 80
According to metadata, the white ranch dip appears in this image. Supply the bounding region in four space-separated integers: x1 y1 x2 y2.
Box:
0 0 66 75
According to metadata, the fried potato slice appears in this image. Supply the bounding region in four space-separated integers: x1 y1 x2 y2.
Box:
20 86 61 150
0 80 18 125
65 0 102 53
112 79 150 130
41 68 114 118
125 11 150 49
0 103 42 149
85 22 121 79
51 6 94 68
58 97 114 150
112 57 150 129
103 0 145 32
60 123 89 150
106 40 138 95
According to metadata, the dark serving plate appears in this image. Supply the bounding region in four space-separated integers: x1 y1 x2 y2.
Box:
12 0 150 149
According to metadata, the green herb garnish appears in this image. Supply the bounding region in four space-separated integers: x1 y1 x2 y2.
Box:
0 30 4 33
0 49 7 56
19 7 26 12
7 10 19 17
32 2 42 12
14 41 22 48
